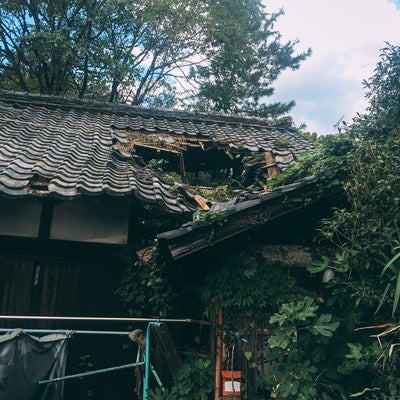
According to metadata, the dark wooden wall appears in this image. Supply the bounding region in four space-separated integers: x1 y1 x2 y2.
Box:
0 237 139 399
0 237 134 324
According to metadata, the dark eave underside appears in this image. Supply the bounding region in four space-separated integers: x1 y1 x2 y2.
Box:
156 177 332 259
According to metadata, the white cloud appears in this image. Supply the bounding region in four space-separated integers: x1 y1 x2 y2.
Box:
265 0 400 134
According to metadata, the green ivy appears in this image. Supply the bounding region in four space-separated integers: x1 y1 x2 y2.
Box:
117 254 175 318
147 357 214 400
264 297 340 400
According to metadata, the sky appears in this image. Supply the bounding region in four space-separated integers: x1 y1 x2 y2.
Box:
265 0 400 134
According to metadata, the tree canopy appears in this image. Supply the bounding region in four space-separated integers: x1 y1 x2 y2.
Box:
190 0 311 117
0 0 310 116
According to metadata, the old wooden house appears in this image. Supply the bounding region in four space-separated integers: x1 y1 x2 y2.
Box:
0 91 335 399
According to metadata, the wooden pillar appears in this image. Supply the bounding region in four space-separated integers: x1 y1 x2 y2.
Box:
215 308 223 400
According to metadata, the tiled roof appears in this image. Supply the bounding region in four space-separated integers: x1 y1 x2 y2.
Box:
0 91 314 213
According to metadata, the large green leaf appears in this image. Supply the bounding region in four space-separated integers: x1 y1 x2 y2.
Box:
309 314 339 337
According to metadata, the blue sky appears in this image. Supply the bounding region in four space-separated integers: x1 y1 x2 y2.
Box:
265 0 400 134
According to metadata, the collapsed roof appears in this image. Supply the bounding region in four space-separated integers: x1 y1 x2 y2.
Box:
0 91 314 215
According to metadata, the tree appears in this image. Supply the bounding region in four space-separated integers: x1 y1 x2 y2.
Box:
0 0 206 103
190 0 311 117
0 0 309 115
362 42 400 133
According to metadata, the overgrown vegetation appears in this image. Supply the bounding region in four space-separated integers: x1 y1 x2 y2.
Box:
147 357 215 400
266 133 353 191
258 43 400 399
259 42 400 399
313 43 400 398
117 254 175 318
118 43 400 399
200 250 345 399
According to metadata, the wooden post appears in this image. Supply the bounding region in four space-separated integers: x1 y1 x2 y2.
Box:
215 308 223 400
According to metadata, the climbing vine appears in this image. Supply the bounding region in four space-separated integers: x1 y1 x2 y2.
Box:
147 358 215 400
117 252 175 318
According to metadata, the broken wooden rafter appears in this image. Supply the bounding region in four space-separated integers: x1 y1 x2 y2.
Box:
194 195 210 211
136 246 155 262
126 130 208 154
132 142 181 154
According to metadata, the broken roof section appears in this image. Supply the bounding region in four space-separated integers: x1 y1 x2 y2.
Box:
0 91 314 214
157 176 318 259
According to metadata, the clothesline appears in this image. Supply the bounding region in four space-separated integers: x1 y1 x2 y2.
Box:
0 314 210 324
0 328 129 335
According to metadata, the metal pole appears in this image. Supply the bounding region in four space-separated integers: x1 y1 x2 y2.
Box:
38 361 145 385
0 315 210 324
149 363 165 392
143 322 161 400
0 328 130 336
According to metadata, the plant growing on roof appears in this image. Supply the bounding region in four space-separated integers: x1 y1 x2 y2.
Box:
274 139 291 149
266 132 353 191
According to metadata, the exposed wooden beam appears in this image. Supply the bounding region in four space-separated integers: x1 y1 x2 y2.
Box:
256 244 336 268
38 199 53 240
